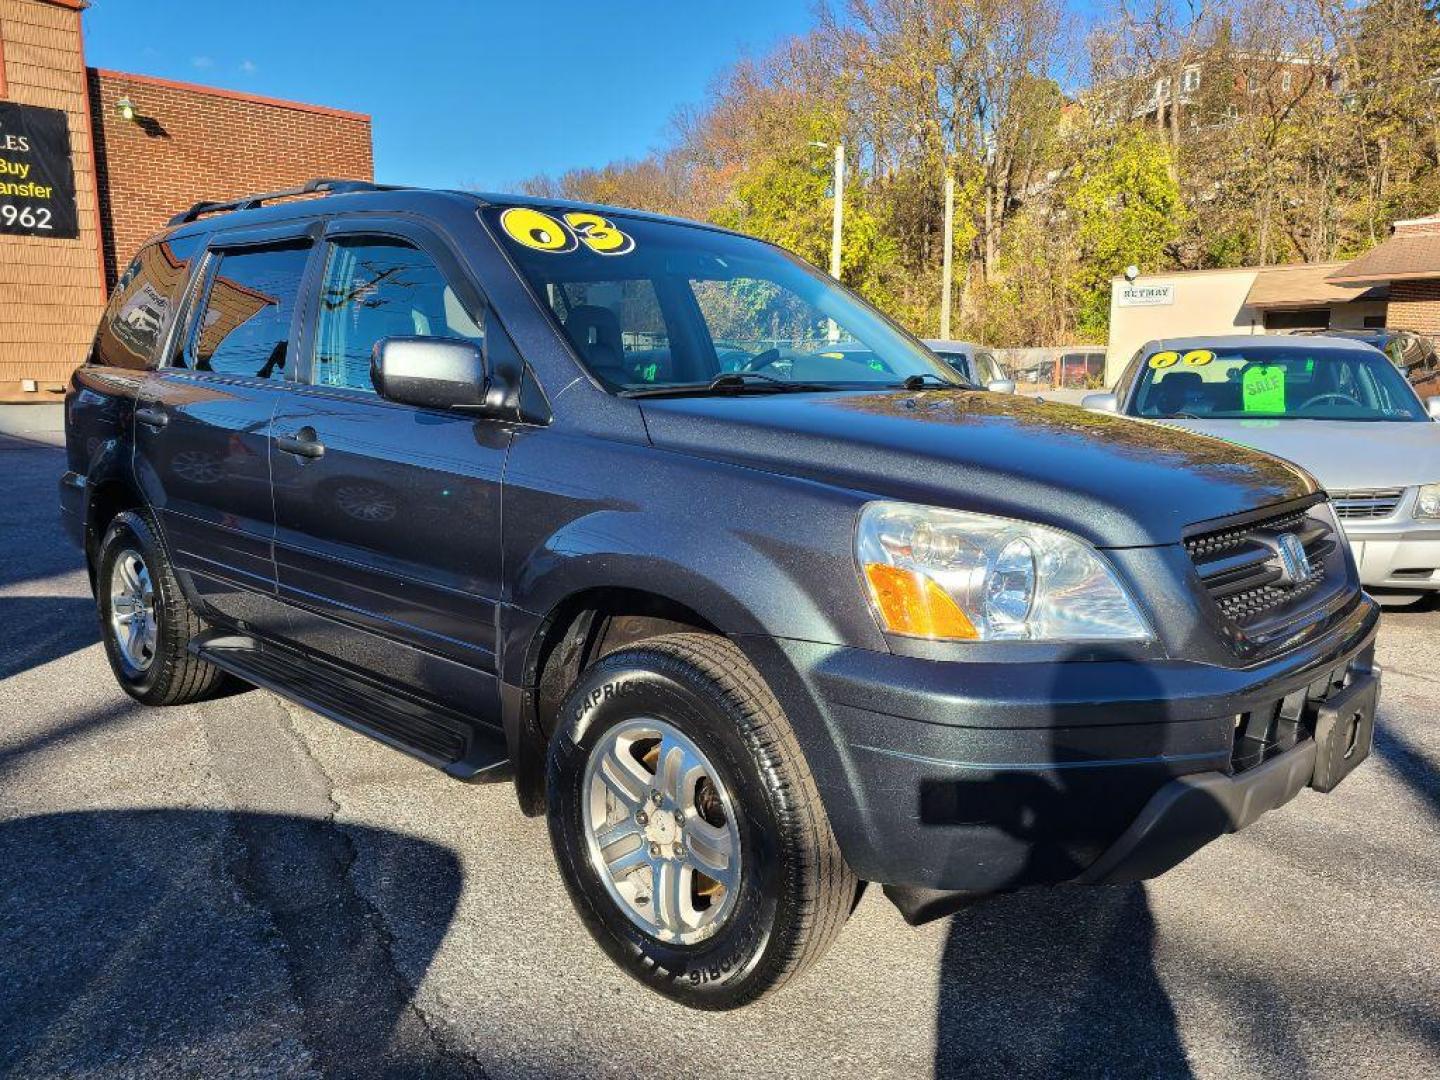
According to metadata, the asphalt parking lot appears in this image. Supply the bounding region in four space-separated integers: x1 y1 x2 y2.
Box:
1 409 1437 1079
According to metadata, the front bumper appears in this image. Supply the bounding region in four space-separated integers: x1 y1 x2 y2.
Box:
1345 524 1440 590
1338 486 1440 589
744 593 1380 894
59 471 86 550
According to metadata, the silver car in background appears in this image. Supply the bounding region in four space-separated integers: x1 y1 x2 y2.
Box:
1086 334 1440 598
924 339 1015 393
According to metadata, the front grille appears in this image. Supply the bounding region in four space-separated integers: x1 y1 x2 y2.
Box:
1331 488 1404 520
1186 501 1342 632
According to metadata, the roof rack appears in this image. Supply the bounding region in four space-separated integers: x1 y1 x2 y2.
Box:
168 178 404 226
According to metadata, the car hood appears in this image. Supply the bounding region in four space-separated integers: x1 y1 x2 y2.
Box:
639 390 1316 547
1155 418 1440 491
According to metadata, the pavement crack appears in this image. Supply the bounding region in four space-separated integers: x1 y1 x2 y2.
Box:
272 698 489 1079
200 694 484 1079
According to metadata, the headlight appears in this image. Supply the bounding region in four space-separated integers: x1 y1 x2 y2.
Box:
1415 483 1440 519
856 501 1151 642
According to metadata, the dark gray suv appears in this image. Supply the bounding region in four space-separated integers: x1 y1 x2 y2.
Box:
63 179 1381 1009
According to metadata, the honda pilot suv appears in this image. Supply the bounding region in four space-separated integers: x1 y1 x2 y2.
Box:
63 179 1381 1009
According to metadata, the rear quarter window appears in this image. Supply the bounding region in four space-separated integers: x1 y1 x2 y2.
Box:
89 235 204 370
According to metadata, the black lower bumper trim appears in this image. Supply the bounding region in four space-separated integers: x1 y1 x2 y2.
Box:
1076 738 1319 886
881 885 990 926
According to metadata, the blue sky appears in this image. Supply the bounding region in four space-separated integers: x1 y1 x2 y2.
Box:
83 0 819 192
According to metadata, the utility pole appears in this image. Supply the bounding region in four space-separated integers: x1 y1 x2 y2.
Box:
940 174 955 340
830 142 845 281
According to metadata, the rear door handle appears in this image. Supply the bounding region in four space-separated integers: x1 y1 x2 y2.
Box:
276 428 325 460
135 406 168 430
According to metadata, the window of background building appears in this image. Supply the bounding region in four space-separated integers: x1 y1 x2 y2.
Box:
312 238 483 393
185 245 312 380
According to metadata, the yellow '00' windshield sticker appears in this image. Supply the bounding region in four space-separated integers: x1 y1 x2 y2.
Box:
1242 364 1286 412
499 206 635 255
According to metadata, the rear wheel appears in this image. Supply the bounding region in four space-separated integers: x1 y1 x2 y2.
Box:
96 510 228 705
546 633 855 1009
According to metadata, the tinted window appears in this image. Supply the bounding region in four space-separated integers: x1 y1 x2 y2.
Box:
89 235 203 370
486 205 953 391
184 245 311 380
1131 345 1425 421
312 239 484 393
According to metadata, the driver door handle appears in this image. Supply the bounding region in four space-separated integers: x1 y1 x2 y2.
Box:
276 428 325 460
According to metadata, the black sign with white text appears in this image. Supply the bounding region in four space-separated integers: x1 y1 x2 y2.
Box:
0 102 79 239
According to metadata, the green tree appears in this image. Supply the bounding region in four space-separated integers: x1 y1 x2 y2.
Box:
1069 127 1185 338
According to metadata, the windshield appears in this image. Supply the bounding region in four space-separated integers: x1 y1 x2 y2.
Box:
1129 344 1426 422
484 205 956 392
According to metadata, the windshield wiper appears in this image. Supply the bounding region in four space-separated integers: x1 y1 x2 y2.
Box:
618 372 842 398
897 373 969 390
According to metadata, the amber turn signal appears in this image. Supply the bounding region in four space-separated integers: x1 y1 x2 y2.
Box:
863 563 977 640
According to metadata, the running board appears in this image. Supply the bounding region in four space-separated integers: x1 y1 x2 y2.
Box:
191 633 511 782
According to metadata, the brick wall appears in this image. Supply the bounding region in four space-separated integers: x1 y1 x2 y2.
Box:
1393 217 1440 238
1387 280 1440 335
89 69 372 286
0 0 105 396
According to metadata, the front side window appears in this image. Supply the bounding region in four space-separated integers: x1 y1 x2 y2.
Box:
312 238 483 393
1130 345 1426 421
486 205 953 393
974 352 1004 384
90 235 203 370
184 245 311 380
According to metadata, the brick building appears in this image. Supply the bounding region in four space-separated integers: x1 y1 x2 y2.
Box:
1327 216 1440 337
0 0 371 400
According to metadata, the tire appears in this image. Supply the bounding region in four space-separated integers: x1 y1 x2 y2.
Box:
96 509 228 706
546 632 855 1009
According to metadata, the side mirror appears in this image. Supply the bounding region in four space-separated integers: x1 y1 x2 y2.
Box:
1428 395 1440 420
372 336 491 412
986 379 1017 395
1082 392 1119 413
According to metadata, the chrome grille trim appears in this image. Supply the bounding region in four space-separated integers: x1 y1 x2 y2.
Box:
1330 488 1404 520
1185 502 1342 631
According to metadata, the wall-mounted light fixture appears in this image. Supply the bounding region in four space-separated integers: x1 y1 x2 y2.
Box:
115 96 137 122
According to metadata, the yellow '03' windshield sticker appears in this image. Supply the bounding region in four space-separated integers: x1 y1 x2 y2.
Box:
1147 350 1181 370
499 206 635 256
1182 349 1214 366
498 207 577 252
563 211 635 255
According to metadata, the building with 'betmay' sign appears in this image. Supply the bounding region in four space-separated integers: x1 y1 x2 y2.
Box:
0 0 372 401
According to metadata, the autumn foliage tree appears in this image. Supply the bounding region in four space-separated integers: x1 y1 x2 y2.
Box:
520 0 1440 346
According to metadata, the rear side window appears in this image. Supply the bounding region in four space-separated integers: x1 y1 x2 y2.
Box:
311 238 483 393
89 235 203 370
183 245 312 380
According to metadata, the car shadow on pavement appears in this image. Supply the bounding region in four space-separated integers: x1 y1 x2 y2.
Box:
928 648 1203 1078
0 810 483 1080
933 884 1188 1078
0 596 99 680
1372 719 1440 821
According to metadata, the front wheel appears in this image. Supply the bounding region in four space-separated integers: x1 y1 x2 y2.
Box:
546 633 855 1009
